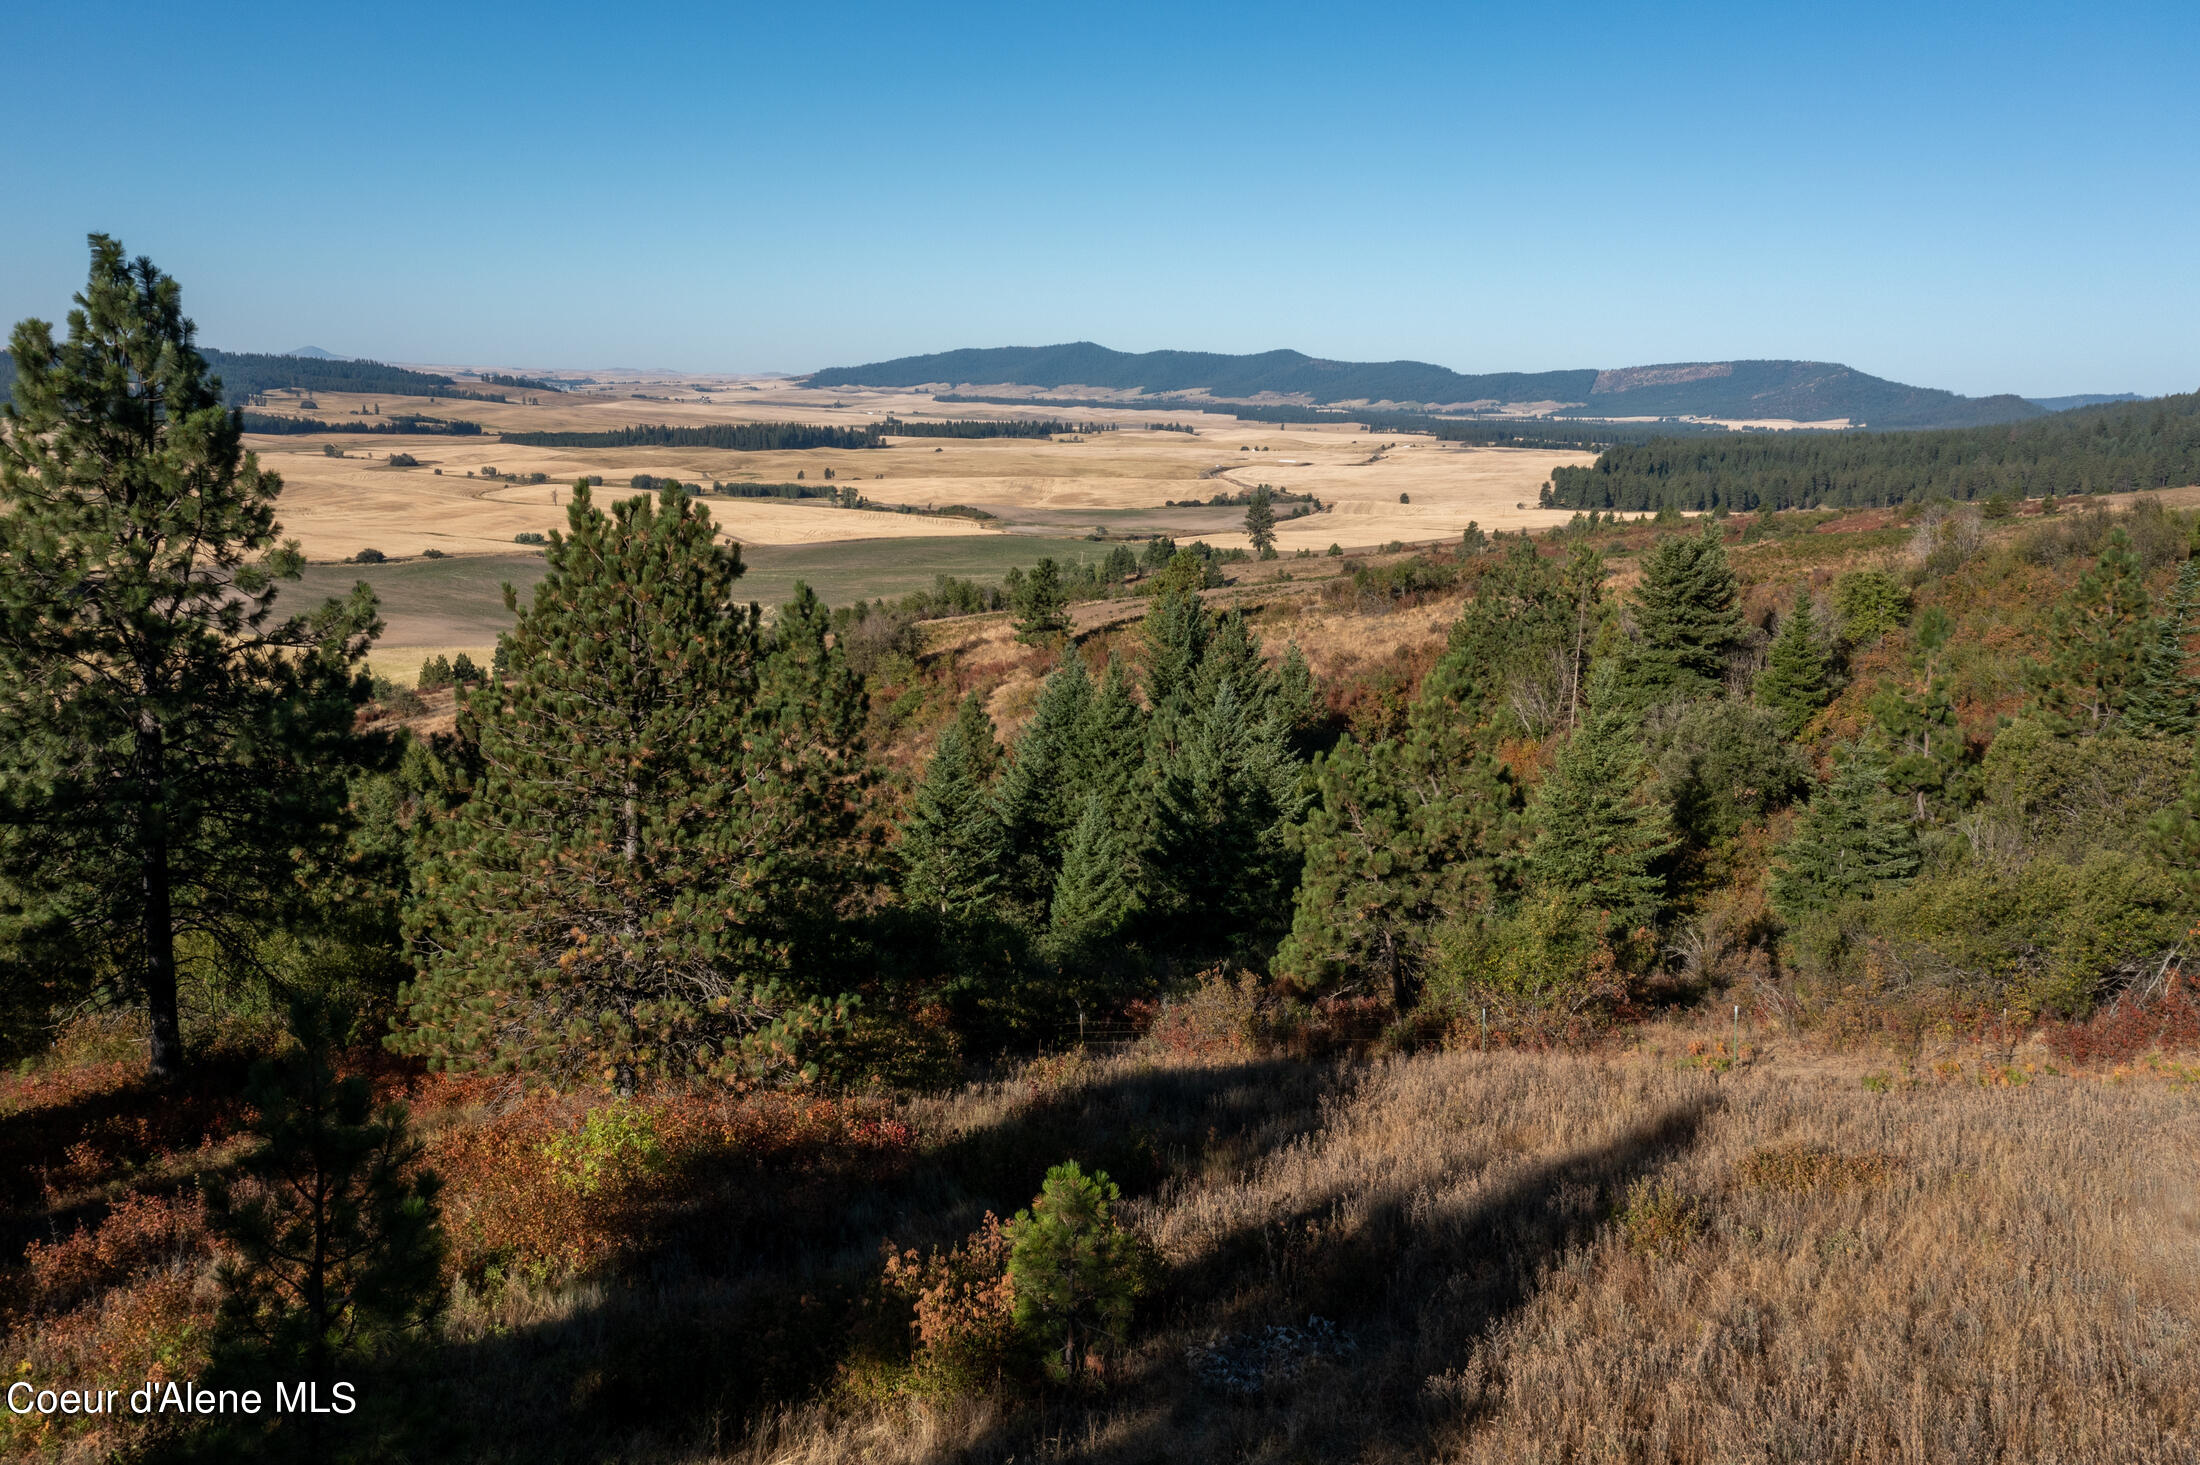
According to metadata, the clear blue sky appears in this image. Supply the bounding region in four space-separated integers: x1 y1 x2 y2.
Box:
5 1 2195 397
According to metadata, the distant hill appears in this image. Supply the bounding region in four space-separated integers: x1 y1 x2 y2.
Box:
200 349 455 405
286 345 347 360
805 343 2046 430
2026 392 2144 412
1549 389 2200 513
0 349 13 404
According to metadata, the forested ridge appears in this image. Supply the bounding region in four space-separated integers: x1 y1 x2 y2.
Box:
815 343 2045 427
7 240 2200 1465
496 417 1087 451
199 348 456 404
1550 389 2200 511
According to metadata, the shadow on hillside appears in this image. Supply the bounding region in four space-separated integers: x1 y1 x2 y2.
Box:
276 1057 1358 1465
0 1054 254 1259
974 1094 1718 1464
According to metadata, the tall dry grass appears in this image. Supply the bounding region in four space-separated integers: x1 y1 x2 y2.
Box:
715 1047 2198 1464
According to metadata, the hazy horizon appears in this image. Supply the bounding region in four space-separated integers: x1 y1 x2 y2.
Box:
6 0 2196 398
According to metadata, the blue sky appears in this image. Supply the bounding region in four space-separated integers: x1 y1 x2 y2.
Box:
4 1 2195 396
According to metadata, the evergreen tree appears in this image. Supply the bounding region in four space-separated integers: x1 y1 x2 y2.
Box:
1525 688 1674 935
1140 585 1210 718
1146 679 1304 960
204 997 444 1372
1768 749 1920 921
0 236 377 1077
1068 659 1146 824
1419 538 1602 735
2035 528 2151 733
2126 558 2200 738
1004 1162 1147 1381
395 484 854 1089
994 658 1095 907
1046 792 1142 956
752 581 872 954
1012 556 1069 642
1243 487 1277 559
901 694 1009 922
1611 524 1744 707
1276 731 1512 1010
1865 676 1969 823
1755 585 1833 738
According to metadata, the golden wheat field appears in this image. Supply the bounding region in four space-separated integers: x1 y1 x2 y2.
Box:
243 382 1587 563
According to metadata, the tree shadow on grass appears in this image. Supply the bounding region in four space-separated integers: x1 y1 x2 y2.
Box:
228 1056 1360 1464
975 1094 1719 1464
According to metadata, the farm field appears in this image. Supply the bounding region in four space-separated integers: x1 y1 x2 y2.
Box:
297 534 1112 681
248 381 1589 567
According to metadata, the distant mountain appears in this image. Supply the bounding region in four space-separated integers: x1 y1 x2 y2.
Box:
805 343 2046 430
0 349 13 404
286 345 347 360
2026 392 2144 413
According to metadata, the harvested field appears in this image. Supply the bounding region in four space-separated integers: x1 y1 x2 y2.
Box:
246 384 1583 567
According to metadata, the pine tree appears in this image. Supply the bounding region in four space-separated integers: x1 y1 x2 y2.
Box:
1768 749 1920 921
204 997 445 1372
1612 524 1744 707
2035 528 2151 733
994 657 1095 908
2126 559 2200 738
1243 487 1277 559
1525 689 1674 935
1276 731 1513 1010
0 236 377 1077
1866 676 1970 823
1756 586 1833 738
394 484 854 1089
1012 556 1069 642
1003 1161 1147 1380
901 694 1009 922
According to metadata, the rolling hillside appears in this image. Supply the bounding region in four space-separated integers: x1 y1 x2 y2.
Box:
805 342 2047 429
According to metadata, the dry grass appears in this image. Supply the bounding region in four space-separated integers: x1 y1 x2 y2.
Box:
698 1045 2197 1465
4 1023 2194 1463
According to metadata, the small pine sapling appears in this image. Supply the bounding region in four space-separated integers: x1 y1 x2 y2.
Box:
204 998 446 1373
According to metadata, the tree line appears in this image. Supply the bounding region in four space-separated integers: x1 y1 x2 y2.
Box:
1548 390 2200 512
239 411 485 436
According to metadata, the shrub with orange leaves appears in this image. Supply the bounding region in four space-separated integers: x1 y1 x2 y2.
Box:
868 1212 1023 1397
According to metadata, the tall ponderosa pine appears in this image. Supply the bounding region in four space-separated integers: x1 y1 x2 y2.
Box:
1756 586 1833 738
1525 689 1674 935
1243 488 1277 559
2126 558 2200 738
1613 524 1744 707
395 484 856 1088
0 237 377 1077
900 693 1009 922
1768 749 1920 921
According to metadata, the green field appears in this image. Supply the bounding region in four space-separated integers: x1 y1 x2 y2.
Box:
291 535 1105 650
